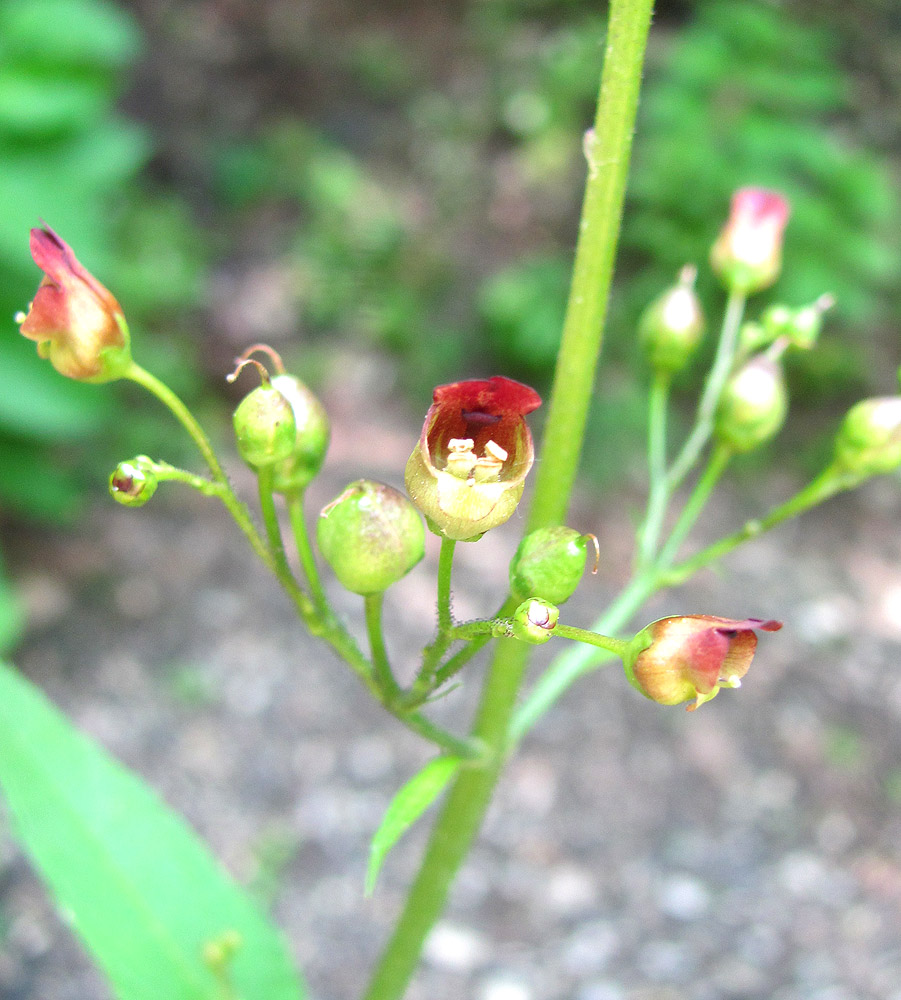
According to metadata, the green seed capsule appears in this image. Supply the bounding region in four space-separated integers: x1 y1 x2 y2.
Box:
833 397 901 479
639 266 705 374
509 526 590 605
270 373 330 493
714 356 787 453
317 480 425 595
233 384 297 469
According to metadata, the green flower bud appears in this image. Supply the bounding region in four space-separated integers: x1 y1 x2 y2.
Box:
109 456 158 507
509 527 591 604
738 320 769 356
639 265 705 373
511 599 559 644
233 383 297 469
270 373 330 493
833 397 901 478
761 293 834 351
714 355 787 453
317 480 425 595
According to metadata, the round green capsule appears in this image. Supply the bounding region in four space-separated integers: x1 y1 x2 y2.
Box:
233 383 297 469
509 526 590 605
317 480 425 595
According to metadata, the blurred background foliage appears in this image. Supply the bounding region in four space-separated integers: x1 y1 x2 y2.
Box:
2 0 899 648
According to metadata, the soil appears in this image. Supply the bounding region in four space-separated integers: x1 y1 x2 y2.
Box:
2 380 901 1000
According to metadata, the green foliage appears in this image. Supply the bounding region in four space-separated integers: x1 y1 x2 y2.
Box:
366 755 461 895
0 661 306 1000
623 0 899 332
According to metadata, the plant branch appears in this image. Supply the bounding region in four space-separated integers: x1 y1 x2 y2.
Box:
363 2 655 995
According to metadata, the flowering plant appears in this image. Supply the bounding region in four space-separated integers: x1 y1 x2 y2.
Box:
2 3 900 1000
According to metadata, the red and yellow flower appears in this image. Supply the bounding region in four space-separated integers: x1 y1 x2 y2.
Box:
405 377 541 540
625 614 782 711
18 225 131 382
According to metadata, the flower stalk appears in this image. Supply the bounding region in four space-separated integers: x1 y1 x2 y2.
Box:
363 1 656 995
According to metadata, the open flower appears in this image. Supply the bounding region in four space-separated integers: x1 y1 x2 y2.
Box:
710 188 790 295
624 615 782 711
405 376 541 540
17 225 131 382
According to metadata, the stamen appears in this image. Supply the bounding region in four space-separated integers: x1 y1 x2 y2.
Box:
473 439 507 483
446 438 476 479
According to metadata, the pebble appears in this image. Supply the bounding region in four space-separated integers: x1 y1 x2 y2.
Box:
656 874 712 921
424 922 490 973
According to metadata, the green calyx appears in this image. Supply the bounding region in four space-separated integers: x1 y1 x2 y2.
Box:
317 480 425 595
509 526 592 604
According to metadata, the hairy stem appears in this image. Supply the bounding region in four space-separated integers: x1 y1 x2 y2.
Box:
363 2 655 996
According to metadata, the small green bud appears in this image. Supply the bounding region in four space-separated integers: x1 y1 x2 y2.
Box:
109 456 158 507
714 355 787 453
738 320 769 356
511 599 559 644
833 396 901 478
509 526 592 604
270 373 331 493
761 293 834 351
639 265 705 374
317 480 425 595
233 383 297 469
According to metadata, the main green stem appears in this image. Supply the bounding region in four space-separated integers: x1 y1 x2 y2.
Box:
363 3 655 997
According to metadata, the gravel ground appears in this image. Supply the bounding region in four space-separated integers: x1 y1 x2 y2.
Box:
2 393 901 1000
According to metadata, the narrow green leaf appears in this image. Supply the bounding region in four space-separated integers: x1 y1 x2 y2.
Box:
366 756 461 896
0 662 305 1000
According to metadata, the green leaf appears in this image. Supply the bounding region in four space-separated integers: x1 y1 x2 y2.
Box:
0 0 142 71
366 755 461 896
0 662 306 1000
0 69 108 137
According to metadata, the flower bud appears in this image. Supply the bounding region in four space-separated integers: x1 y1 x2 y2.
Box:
710 188 790 295
18 226 131 382
714 355 787 453
270 373 331 493
233 383 297 470
317 480 425 595
833 397 901 479
624 615 782 711
109 456 158 507
761 294 834 351
509 527 590 605
405 377 541 541
510 599 559 645
639 265 705 373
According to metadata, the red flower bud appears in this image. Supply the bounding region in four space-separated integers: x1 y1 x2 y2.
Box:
18 226 131 382
624 615 782 711
404 376 541 541
710 188 790 295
